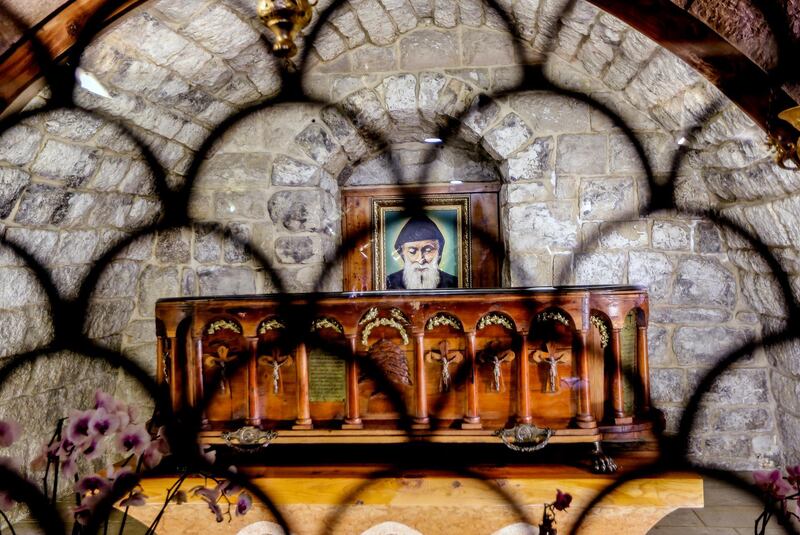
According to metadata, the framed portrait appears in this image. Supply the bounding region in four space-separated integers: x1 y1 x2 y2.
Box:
341 183 501 292
372 196 471 290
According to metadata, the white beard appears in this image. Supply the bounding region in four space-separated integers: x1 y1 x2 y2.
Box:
402 258 441 289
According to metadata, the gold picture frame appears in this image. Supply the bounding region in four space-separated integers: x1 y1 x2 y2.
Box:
372 196 472 290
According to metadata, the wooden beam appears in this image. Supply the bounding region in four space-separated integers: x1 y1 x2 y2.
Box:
0 0 144 111
586 0 797 135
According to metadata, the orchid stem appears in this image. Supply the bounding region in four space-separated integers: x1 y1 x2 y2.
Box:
0 508 18 535
117 456 144 535
145 473 188 535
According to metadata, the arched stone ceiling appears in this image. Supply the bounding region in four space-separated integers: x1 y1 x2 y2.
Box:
2 0 799 133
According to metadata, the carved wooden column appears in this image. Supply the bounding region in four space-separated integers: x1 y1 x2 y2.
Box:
413 331 430 429
516 331 532 424
462 331 481 429
163 336 181 413
293 341 313 430
610 327 632 424
636 325 651 415
342 335 363 429
193 335 208 427
247 338 260 426
576 329 596 429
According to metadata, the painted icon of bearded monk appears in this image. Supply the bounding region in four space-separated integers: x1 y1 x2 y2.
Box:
386 215 458 290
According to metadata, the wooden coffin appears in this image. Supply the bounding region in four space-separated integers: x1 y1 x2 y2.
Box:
154 286 657 450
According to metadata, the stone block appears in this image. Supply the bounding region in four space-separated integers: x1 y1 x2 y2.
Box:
137 265 179 317
224 222 252 263
509 93 591 134
295 124 348 174
598 220 648 249
155 229 191 263
331 9 367 47
574 252 626 284
628 251 672 300
5 228 59 268
777 411 800 464
0 168 30 219
647 324 670 366
30 140 100 187
507 249 552 287
341 88 391 134
460 96 500 143
433 0 457 27
446 68 490 90
381 0 418 32
56 230 99 264
199 153 271 190
197 266 257 295
91 156 131 192
765 339 800 377
740 273 784 316
434 78 473 120
0 125 42 166
345 153 395 185
482 113 533 160
418 72 447 121
462 29 517 66
383 74 419 125
182 4 260 59
314 25 347 61
609 133 674 174
275 235 321 264
350 0 398 46
579 177 635 219
0 309 28 358
193 224 221 263
770 371 800 415
84 299 134 339
673 257 736 309
271 156 323 187
557 134 607 175
687 368 768 404
502 137 554 181
351 45 397 72
715 407 772 432
503 182 551 204
42 109 103 141
649 307 731 324
694 221 723 253
268 190 337 233
650 368 685 403
399 30 459 70
409 0 432 17
124 319 157 346
673 326 754 367
506 202 578 251
94 260 140 299
652 221 690 251
214 191 268 220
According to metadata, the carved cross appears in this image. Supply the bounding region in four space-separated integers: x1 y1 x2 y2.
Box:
479 340 515 392
203 345 238 393
258 349 292 394
531 342 569 393
425 340 464 392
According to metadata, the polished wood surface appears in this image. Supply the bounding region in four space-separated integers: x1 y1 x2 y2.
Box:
123 457 702 534
156 286 655 446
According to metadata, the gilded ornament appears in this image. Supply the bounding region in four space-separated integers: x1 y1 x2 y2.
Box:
362 317 409 347
206 319 242 335
390 308 410 324
258 318 286 334
310 317 344 334
477 312 514 331
537 311 570 327
359 307 378 325
425 313 463 331
590 315 610 349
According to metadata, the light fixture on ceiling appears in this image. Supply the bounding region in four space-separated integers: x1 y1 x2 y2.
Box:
257 0 315 59
75 68 111 98
774 106 800 169
424 137 443 144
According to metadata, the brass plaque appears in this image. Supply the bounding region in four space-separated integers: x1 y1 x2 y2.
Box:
308 349 346 402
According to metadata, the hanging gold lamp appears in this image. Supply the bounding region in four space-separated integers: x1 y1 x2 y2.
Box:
257 0 315 59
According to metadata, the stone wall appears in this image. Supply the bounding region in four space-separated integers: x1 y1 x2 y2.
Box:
0 0 796 473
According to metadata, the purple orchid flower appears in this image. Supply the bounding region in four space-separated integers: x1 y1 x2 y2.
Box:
236 492 253 516
200 444 216 464
786 465 800 489
191 486 224 522
89 407 119 437
120 491 147 507
73 505 92 526
82 437 106 462
31 442 60 471
76 475 111 496
171 490 188 504
116 424 150 456
66 410 95 446
61 456 78 479
553 489 572 511
142 441 163 470
754 470 793 499
0 420 21 447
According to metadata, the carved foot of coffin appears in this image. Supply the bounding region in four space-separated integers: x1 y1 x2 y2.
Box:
590 441 618 473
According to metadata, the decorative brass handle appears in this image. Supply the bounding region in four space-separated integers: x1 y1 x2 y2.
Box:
495 424 552 452
221 426 278 452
